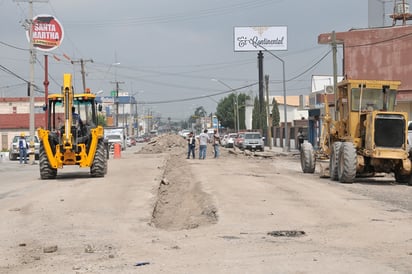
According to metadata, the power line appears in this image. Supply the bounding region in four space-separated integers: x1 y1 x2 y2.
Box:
0 40 28 51
143 82 258 105
64 0 278 28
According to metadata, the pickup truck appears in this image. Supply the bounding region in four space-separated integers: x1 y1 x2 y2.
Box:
9 135 40 160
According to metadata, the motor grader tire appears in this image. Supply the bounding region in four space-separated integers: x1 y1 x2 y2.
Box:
300 142 315 173
90 139 107 177
394 171 410 184
39 143 57 179
338 142 356 183
329 142 342 181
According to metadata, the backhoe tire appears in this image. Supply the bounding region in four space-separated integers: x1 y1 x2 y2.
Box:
90 139 107 177
338 142 357 183
300 142 316 173
329 142 342 181
39 142 57 179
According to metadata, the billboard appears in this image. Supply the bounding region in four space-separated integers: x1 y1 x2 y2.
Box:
26 14 64 52
234 26 287 52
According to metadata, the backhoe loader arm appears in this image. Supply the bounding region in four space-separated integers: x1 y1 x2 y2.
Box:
63 73 74 149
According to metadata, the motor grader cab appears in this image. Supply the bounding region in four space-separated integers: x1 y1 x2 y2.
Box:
37 73 107 179
301 79 412 185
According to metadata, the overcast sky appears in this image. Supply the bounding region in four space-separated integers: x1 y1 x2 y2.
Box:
0 0 371 120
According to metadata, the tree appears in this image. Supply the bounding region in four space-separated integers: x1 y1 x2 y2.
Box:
271 97 280 127
251 96 267 132
216 94 236 129
237 93 249 130
252 96 260 130
187 106 207 132
97 113 107 126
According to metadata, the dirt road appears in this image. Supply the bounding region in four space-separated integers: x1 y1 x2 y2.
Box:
0 134 411 273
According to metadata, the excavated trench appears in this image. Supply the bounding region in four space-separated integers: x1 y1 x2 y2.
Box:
139 134 218 230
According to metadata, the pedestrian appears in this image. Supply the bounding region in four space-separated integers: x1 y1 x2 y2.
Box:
213 129 221 158
297 130 305 150
198 129 210 160
18 133 28 164
187 131 196 159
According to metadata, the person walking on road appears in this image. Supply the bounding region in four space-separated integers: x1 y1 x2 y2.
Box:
18 133 28 164
213 129 221 158
198 129 210 160
187 132 196 159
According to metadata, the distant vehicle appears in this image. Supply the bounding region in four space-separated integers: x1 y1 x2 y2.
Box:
104 127 126 150
226 133 237 148
136 135 151 143
221 135 228 147
9 135 40 160
129 136 137 146
234 133 245 148
106 134 124 151
179 129 191 139
239 132 264 151
221 133 237 148
126 136 132 147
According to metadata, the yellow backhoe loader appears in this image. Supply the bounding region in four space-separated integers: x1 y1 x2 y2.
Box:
37 73 107 179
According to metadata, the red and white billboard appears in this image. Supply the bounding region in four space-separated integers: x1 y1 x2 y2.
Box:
234 26 287 52
26 14 64 52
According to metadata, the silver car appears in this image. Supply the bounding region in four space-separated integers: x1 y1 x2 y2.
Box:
239 132 264 152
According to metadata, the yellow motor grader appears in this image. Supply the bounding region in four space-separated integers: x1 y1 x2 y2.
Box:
301 79 412 185
37 73 107 179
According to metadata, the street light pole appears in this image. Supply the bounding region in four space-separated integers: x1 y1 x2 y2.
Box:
211 79 240 132
251 42 289 152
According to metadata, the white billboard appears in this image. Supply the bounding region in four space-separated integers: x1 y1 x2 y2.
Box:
234 26 287 52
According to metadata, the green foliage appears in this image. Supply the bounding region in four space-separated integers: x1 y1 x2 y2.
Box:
252 96 260 130
216 94 235 129
97 113 107 126
271 97 280 127
215 93 250 131
237 93 248 130
251 96 268 131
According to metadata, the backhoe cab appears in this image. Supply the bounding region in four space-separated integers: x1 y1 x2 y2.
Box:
37 73 107 179
301 79 412 185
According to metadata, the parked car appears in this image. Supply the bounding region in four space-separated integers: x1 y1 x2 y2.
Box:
226 133 237 148
9 135 40 160
126 136 132 147
239 132 264 151
221 133 237 148
221 135 228 147
234 133 245 148
129 136 137 146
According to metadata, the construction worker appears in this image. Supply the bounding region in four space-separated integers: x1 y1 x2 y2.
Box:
18 133 28 164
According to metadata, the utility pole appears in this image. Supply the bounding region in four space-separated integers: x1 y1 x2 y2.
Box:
265 74 272 149
71 58 93 93
15 0 49 164
258 51 265 132
110 81 124 127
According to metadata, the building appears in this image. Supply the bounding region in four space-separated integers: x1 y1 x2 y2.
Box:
318 25 412 118
0 97 46 150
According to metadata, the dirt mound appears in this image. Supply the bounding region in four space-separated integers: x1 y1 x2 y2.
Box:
137 134 187 154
